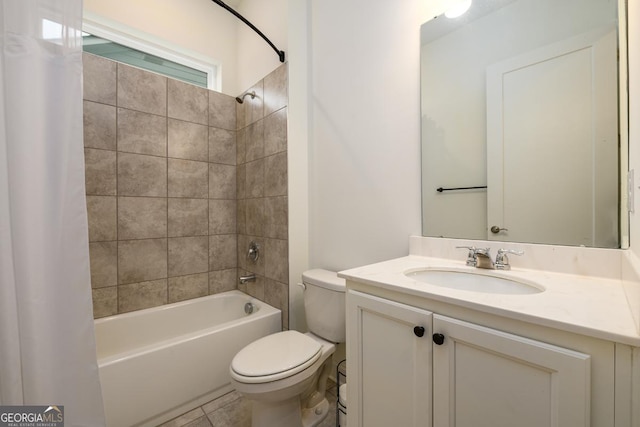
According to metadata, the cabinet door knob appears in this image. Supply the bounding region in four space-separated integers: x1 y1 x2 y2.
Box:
413 326 425 337
433 333 445 345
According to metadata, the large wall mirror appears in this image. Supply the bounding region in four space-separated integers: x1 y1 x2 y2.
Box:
421 0 628 248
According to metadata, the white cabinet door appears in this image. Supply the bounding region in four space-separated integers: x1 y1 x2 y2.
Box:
432 314 591 427
346 290 433 427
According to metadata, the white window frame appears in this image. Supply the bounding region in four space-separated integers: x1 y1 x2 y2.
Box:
82 11 221 91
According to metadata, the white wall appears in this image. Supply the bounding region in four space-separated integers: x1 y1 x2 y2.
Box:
630 0 640 253
84 0 239 95
236 0 288 91
306 0 447 272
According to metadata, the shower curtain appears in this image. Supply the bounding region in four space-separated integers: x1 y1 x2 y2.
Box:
0 1 106 425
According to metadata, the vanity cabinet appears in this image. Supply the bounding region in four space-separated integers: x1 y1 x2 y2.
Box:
432 314 590 427
346 290 433 427
347 289 616 427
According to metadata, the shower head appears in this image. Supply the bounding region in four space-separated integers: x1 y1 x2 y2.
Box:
235 91 256 104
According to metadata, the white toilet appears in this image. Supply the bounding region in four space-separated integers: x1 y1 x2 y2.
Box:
230 269 346 427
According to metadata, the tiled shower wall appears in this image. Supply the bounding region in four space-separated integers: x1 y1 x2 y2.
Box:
83 53 289 328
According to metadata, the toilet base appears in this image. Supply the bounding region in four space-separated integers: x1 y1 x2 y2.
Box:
250 395 330 427
251 396 302 427
302 397 330 427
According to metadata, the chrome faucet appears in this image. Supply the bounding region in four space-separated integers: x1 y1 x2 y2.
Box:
495 249 524 270
457 246 524 270
239 273 256 284
473 247 494 269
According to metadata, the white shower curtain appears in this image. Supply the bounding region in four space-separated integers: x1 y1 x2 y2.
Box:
0 1 106 425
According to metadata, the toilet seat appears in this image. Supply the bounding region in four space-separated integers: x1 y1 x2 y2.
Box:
231 331 322 384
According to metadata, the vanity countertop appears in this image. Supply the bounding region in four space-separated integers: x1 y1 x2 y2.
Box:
339 255 640 346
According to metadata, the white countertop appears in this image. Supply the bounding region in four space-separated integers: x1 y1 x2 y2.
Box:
339 255 640 346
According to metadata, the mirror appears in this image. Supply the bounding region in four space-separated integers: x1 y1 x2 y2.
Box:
421 0 628 248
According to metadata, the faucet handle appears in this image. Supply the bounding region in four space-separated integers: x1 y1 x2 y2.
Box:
456 246 477 267
495 249 524 270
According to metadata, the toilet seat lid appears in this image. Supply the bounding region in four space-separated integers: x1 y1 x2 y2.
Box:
231 331 322 380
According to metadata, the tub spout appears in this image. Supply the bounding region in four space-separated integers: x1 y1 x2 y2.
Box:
239 274 256 284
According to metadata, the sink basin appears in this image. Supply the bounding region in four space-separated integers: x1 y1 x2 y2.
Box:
405 268 543 295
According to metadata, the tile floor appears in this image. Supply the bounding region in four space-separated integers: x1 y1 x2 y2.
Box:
158 380 339 427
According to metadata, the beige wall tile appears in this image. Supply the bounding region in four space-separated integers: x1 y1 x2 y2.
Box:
245 120 264 162
168 119 208 162
264 64 288 116
264 196 288 240
92 286 117 318
168 159 209 198
264 108 287 156
237 235 264 275
168 198 208 237
118 238 167 284
118 152 167 197
168 79 208 125
237 199 247 236
245 159 265 198
168 272 209 303
89 241 118 288
264 278 288 329
236 164 246 200
209 234 237 270
118 197 167 240
209 199 237 235
245 198 264 237
209 91 237 131
265 238 288 283
236 81 264 128
208 164 236 199
118 279 168 313
168 236 209 277
83 101 116 150
85 148 116 196
209 269 237 294
117 108 167 156
209 127 236 165
83 53 116 105
264 152 287 197
87 196 117 242
236 127 247 165
84 54 289 318
117 63 167 116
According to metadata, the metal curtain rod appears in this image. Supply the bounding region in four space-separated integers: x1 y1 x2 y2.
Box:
437 186 487 192
211 0 286 63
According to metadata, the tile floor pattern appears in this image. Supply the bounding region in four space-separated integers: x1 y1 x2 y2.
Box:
158 380 339 427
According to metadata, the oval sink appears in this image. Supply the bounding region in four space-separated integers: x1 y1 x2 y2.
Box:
405 268 543 295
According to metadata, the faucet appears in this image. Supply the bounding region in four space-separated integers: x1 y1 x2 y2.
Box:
456 246 524 270
495 249 524 270
239 273 256 284
473 247 494 269
456 246 493 268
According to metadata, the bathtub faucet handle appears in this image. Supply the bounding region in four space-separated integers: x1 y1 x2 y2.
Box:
247 241 260 263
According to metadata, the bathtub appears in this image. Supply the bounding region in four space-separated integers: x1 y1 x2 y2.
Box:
94 290 281 427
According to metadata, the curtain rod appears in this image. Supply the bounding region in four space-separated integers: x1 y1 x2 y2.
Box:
211 0 286 63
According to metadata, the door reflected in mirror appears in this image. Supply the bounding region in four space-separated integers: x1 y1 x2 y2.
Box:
420 0 628 248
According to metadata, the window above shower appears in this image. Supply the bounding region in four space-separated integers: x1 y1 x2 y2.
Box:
82 12 220 90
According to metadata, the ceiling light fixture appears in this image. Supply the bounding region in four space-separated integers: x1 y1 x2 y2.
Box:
445 0 472 18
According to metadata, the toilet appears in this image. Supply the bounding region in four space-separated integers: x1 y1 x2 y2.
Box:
230 269 346 427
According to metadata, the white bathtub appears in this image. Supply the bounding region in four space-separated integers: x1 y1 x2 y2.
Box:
95 290 281 427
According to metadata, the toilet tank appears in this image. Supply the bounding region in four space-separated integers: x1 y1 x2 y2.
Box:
302 269 346 343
